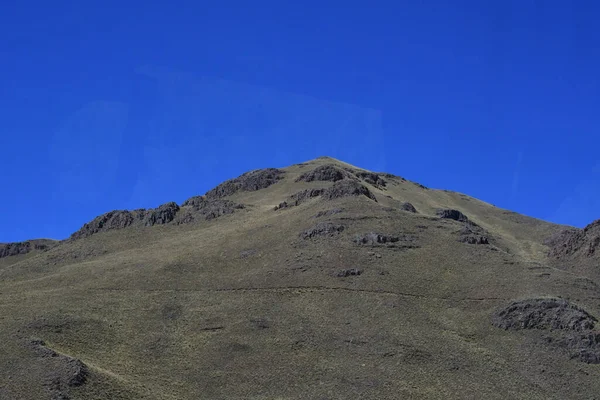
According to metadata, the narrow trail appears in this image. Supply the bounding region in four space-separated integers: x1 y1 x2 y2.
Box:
83 285 509 302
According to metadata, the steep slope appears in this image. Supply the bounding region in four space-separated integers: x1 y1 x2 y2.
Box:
1 156 598 400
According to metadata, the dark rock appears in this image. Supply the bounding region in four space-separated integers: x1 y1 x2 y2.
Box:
291 188 325 205
354 233 400 246
353 171 387 188
560 331 600 364
66 359 89 387
436 209 470 223
400 202 418 213
70 209 145 239
323 180 377 202
295 164 349 182
178 198 245 223
274 201 289 211
205 168 284 199
460 236 489 245
314 208 345 218
0 241 32 258
492 298 597 332
337 268 362 277
143 202 180 227
546 220 600 259
300 222 346 240
275 188 326 211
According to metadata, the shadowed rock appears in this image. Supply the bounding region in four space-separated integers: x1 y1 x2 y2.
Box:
354 233 400 245
295 164 349 182
206 168 284 199
436 209 470 223
352 170 387 188
492 298 597 332
323 180 377 202
144 202 180 226
275 189 326 210
558 331 600 364
71 209 145 239
546 219 600 259
460 236 489 245
337 268 362 277
179 197 244 222
0 239 57 259
300 222 346 239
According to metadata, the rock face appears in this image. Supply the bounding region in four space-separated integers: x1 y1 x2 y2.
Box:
493 298 600 364
351 170 387 188
275 189 326 210
546 219 600 259
436 209 470 223
559 331 600 364
72 198 245 239
323 180 377 202
300 222 346 240
179 197 245 222
354 233 400 246
295 164 349 182
206 168 284 199
337 268 362 277
143 202 180 227
460 236 489 245
0 239 56 259
71 209 144 239
492 298 597 331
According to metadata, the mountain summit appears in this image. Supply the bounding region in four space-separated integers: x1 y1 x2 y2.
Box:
1 157 599 399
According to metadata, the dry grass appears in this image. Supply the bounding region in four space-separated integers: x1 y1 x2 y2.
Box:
1 157 599 399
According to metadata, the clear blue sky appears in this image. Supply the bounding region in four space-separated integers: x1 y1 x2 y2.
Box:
1 1 598 242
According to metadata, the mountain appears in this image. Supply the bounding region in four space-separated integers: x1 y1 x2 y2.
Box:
1 156 599 400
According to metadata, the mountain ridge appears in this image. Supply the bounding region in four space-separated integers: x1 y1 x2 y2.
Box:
1 156 599 400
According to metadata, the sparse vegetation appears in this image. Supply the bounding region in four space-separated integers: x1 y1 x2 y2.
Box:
1 157 598 400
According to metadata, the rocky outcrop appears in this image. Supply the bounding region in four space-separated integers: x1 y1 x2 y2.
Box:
0 239 57 259
295 164 349 182
205 168 284 199
354 233 400 246
71 209 144 239
178 197 245 222
351 170 387 188
546 219 600 259
493 298 600 364
275 189 326 210
436 209 470 223
337 268 362 277
323 180 377 202
143 202 179 227
71 197 244 239
300 222 346 240
460 236 489 245
493 298 597 332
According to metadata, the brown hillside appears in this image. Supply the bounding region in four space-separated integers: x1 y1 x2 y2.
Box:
1 156 598 400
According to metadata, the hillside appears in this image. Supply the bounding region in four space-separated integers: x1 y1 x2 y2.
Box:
1 156 599 400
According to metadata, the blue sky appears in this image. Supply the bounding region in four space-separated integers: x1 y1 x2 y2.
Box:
1 1 598 242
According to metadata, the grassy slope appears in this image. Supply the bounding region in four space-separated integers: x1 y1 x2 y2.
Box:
1 157 598 399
